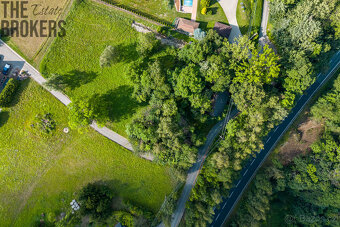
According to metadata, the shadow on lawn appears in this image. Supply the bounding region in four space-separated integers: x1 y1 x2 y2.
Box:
0 110 9 127
115 43 139 63
92 85 145 122
61 70 98 90
87 179 153 212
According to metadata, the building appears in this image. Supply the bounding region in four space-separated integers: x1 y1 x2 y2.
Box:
213 22 232 39
175 18 200 36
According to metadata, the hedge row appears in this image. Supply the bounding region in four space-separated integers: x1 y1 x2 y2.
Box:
0 78 20 107
100 0 173 27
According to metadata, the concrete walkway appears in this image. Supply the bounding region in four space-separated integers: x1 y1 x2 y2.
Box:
218 0 242 42
0 40 134 152
191 0 198 20
258 0 275 50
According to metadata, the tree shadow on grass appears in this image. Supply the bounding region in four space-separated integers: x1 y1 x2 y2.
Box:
0 110 9 128
115 43 139 63
209 7 218 15
197 20 209 30
93 85 145 123
61 70 98 90
103 179 153 212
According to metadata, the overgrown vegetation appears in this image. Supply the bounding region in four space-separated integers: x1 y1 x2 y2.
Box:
230 73 340 226
269 0 340 95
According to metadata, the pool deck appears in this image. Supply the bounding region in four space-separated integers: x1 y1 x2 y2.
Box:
191 0 198 20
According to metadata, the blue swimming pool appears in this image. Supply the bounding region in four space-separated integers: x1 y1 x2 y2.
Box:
183 0 193 7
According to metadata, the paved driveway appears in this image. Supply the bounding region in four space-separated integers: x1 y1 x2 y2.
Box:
218 0 242 43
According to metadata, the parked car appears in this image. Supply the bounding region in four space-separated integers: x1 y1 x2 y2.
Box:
2 64 11 75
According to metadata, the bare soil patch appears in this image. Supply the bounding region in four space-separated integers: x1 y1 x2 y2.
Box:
279 118 324 165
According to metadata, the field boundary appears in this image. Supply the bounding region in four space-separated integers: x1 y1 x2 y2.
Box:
32 0 75 66
93 0 172 27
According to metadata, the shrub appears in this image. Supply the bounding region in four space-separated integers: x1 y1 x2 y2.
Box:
157 26 170 36
31 113 57 135
201 7 207 15
114 211 134 227
78 183 114 221
99 45 117 67
136 33 160 56
201 0 210 8
0 78 20 107
194 28 206 40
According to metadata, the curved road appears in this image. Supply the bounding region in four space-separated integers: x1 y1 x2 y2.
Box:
210 51 340 227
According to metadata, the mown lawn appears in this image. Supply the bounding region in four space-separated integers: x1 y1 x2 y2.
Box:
196 0 229 30
0 80 175 226
236 0 263 35
40 0 145 137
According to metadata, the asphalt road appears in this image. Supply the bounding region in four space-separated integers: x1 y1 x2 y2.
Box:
210 51 340 227
170 104 238 227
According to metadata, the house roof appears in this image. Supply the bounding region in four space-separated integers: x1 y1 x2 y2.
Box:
176 18 200 34
213 22 232 38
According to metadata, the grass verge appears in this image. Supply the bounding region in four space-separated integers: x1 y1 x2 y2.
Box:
236 0 263 35
196 0 229 30
40 0 146 136
0 79 175 226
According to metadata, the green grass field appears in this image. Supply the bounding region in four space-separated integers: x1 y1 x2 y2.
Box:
236 0 263 35
40 1 147 137
0 80 175 226
196 0 229 30
113 0 191 23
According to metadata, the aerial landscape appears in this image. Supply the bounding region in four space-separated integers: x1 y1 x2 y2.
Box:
0 0 339 226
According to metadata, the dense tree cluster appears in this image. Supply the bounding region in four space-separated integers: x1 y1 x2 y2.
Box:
182 0 340 224
127 31 282 173
269 0 339 95
184 37 285 225
230 74 340 227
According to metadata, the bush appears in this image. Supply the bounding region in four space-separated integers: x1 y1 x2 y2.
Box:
157 26 170 36
78 183 114 221
194 28 206 40
201 0 210 8
136 33 160 56
114 211 134 227
99 45 117 67
0 78 20 107
201 7 207 15
31 113 57 135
